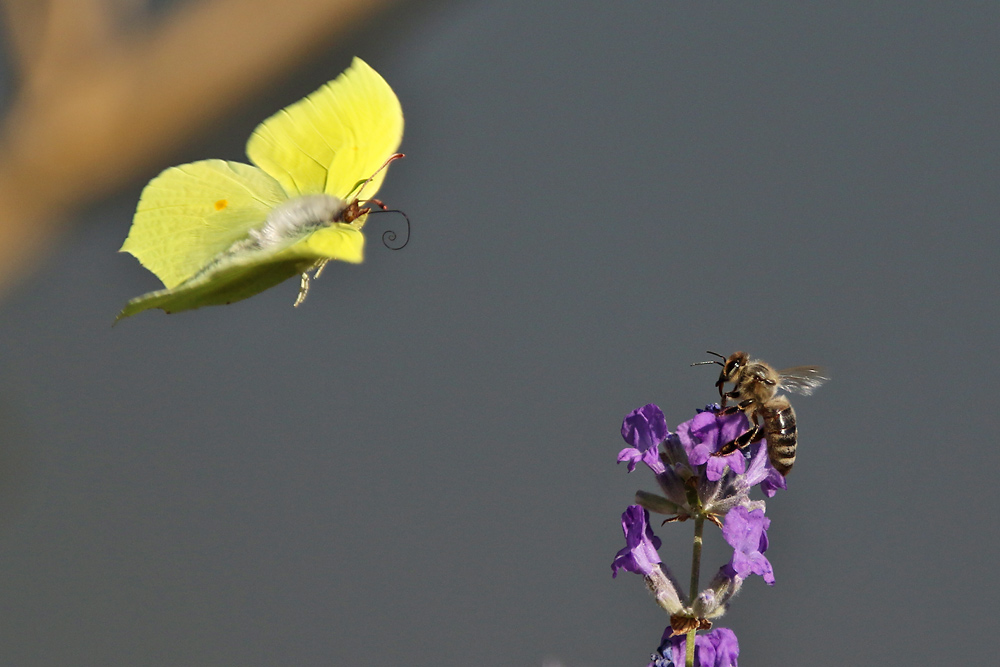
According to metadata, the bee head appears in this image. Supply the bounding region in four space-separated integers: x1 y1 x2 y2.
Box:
723 351 749 381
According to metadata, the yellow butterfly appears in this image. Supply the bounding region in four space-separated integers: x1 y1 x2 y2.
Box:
117 57 404 320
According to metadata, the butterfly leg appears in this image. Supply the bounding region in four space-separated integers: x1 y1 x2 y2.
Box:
313 258 331 279
294 260 330 307
294 272 311 307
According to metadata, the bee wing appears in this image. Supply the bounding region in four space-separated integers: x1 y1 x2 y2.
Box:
777 366 828 395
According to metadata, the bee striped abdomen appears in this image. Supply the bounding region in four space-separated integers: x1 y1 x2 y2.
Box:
762 396 797 476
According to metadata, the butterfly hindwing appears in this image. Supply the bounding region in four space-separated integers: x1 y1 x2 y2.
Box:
116 223 365 320
117 260 304 320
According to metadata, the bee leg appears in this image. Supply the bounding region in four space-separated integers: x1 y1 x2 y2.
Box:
719 398 753 416
713 424 761 456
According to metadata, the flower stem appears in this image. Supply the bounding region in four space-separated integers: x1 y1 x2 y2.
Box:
687 516 704 667
689 516 704 603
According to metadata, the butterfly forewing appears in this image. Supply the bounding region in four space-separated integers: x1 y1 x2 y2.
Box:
245 57 403 200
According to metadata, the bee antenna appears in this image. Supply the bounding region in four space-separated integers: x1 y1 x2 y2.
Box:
692 350 727 368
705 351 726 360
365 207 411 250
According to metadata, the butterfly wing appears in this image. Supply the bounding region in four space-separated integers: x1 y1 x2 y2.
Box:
120 160 287 288
117 260 305 321
245 57 404 200
116 222 364 320
777 366 829 395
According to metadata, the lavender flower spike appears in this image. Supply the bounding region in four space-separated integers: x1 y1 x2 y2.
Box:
722 506 774 585
623 405 780 526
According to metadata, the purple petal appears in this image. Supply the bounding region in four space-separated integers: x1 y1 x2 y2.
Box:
717 411 750 447
611 506 662 578
676 410 751 479
642 446 666 475
706 628 740 667
618 446 666 475
622 404 669 453
723 506 775 586
618 447 643 473
743 441 786 496
679 411 750 456
676 411 718 460
759 473 786 497
696 637 718 667
705 448 746 481
659 628 740 667
758 460 787 497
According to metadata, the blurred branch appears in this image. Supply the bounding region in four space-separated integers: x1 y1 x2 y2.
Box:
3 0 121 82
0 0 399 297
1 1 49 75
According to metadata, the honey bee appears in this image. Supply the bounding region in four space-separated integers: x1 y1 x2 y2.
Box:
694 351 827 476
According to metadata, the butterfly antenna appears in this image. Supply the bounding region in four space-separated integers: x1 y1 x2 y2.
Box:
365 208 411 250
351 153 405 200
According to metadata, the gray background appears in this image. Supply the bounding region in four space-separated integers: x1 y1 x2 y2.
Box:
1 1 998 665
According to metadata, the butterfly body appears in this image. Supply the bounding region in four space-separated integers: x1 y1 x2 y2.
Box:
248 194 352 248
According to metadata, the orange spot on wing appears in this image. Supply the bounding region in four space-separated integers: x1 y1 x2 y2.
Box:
214 199 228 211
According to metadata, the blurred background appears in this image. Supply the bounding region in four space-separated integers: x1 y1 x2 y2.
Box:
0 1 997 665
